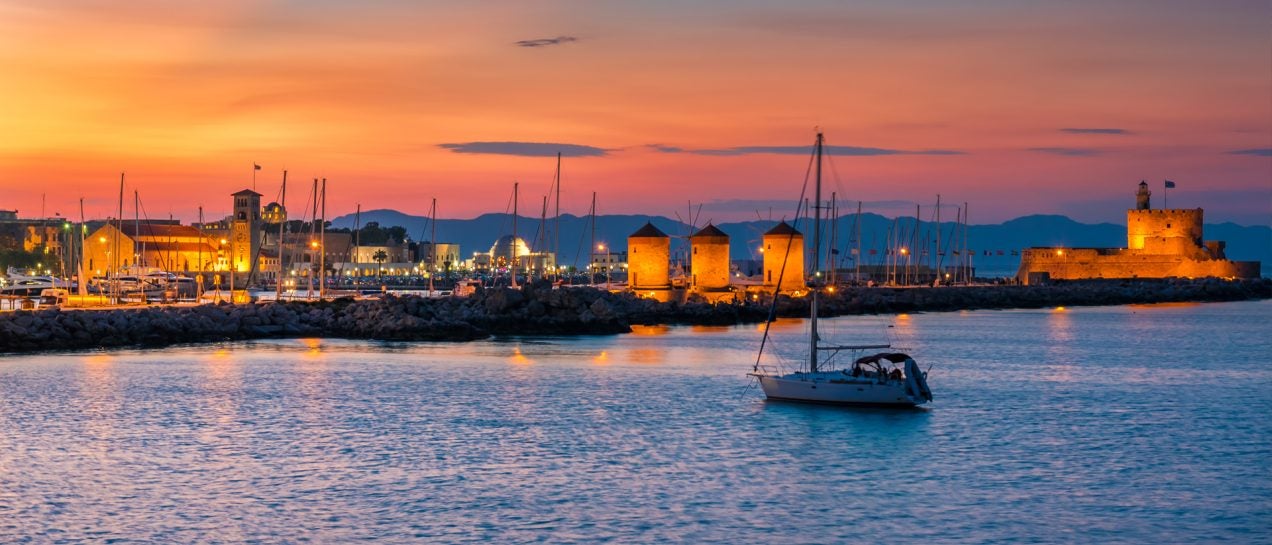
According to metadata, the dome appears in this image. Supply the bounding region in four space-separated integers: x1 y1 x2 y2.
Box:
489 235 531 264
262 202 287 223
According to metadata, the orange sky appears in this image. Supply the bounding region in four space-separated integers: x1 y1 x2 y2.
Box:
1 1 1269 224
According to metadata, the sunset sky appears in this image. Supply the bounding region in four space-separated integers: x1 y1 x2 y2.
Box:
1 0 1269 225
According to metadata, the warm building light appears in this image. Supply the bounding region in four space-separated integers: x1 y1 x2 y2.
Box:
1056 249 1064 256
98 236 107 243
311 241 319 248
900 248 908 255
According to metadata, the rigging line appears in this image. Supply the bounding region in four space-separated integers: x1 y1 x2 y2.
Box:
753 141 815 373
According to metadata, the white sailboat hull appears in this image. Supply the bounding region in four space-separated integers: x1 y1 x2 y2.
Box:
756 372 928 407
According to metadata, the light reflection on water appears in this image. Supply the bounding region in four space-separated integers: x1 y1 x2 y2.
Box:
0 300 1269 543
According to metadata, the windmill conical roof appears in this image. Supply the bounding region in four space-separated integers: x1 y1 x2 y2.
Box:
764 220 802 236
629 222 669 238
691 223 729 239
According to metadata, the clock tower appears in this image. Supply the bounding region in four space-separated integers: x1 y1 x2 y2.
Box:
231 189 263 280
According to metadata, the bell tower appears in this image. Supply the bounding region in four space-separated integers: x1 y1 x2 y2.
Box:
1135 180 1151 210
231 189 263 278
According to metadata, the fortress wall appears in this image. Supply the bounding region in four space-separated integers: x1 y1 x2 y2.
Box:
1140 236 1209 259
1127 208 1203 250
690 237 731 290
1017 249 1260 284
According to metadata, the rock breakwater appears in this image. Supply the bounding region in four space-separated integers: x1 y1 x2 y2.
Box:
1 278 1267 354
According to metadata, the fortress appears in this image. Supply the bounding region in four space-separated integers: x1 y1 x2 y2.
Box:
1016 182 1260 284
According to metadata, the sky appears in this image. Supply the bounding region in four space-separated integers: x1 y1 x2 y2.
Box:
1 0 1269 226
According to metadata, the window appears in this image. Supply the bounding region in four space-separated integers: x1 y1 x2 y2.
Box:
767 270 772 282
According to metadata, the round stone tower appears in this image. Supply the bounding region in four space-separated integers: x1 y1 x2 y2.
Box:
628 222 670 290
690 223 731 290
762 221 805 292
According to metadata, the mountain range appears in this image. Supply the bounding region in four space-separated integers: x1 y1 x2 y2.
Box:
330 210 1271 277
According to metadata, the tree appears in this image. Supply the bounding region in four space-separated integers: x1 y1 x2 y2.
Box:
373 249 388 278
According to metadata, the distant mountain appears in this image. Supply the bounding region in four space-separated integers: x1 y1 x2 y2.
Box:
330 210 1270 277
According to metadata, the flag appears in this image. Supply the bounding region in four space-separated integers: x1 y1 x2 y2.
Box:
254 164 262 170
1164 180 1176 188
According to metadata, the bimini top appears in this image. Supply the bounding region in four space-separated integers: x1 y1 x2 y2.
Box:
629 221 669 238
855 352 913 365
690 223 729 239
764 220 802 237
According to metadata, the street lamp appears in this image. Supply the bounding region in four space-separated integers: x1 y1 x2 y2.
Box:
598 244 613 289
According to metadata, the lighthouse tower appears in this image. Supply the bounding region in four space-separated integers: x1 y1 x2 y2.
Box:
230 189 263 278
1135 180 1151 211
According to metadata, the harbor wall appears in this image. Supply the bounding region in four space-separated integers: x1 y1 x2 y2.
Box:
2 278 1270 354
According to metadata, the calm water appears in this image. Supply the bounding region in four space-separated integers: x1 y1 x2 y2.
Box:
2 300 1270 544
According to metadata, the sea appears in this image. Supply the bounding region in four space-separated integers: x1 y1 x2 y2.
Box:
1 300 1269 544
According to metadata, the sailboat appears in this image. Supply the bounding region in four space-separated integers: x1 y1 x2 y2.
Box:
748 132 933 407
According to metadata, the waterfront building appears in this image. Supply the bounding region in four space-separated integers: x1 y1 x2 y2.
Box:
417 242 462 275
1016 182 1261 284
628 222 670 299
690 223 731 291
762 221 806 293
82 222 221 276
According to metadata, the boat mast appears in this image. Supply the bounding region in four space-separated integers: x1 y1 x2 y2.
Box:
78 198 87 297
511 182 519 288
319 177 326 299
429 197 437 293
809 132 823 374
589 191 596 286
554 152 561 282
276 171 287 300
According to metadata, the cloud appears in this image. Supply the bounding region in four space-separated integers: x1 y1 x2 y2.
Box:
438 141 607 157
514 36 578 48
1060 128 1129 135
654 145 965 156
1028 147 1102 157
644 144 683 153
1227 148 1272 156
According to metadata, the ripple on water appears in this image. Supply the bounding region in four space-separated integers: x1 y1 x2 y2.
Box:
1 300 1270 543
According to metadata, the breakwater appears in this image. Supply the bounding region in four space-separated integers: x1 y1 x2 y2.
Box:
1 278 1268 354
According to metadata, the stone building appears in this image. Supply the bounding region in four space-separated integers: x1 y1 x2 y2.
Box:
628 222 671 299
763 221 806 293
83 222 221 276
690 223 731 291
1016 182 1261 284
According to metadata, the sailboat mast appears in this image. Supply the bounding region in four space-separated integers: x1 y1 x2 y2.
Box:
319 178 326 299
855 201 862 284
936 194 942 283
554 152 561 281
589 191 596 286
429 198 437 293
276 171 287 300
810 132 823 374
511 182 519 288
78 198 87 297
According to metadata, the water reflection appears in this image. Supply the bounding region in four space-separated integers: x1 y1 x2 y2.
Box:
508 345 533 365
630 325 670 336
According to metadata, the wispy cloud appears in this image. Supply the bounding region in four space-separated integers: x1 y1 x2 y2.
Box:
654 145 965 156
644 144 683 153
1028 147 1102 157
1060 128 1129 135
439 141 607 157
515 36 578 48
1227 148 1272 156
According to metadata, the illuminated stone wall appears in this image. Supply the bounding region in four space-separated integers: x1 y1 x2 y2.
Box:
763 232 805 293
690 230 730 290
628 229 670 290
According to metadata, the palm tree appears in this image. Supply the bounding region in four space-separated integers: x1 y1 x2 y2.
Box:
373 249 388 279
